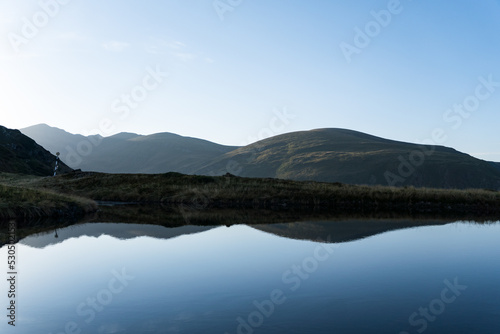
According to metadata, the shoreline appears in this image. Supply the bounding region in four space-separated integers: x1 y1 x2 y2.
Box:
1 171 500 222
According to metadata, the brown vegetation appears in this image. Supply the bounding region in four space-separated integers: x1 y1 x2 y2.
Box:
1 171 498 219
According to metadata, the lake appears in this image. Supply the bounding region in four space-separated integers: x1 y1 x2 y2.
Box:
1 219 499 333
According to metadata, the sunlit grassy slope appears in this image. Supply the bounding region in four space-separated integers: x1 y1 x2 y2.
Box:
194 129 500 190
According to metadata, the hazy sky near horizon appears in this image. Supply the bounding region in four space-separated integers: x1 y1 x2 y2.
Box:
1 0 500 161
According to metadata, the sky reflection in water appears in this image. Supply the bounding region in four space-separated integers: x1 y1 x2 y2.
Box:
0 221 499 334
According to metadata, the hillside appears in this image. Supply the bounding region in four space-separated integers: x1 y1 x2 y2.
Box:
0 125 72 176
194 128 500 190
21 124 238 173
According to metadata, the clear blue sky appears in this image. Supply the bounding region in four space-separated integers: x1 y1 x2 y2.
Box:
1 0 500 161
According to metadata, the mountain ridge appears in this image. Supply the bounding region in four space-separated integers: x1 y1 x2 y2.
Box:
20 124 239 174
19 124 500 190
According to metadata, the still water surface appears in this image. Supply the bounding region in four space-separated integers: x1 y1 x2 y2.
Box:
1 220 499 333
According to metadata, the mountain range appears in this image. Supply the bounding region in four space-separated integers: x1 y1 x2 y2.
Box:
20 124 237 174
12 124 500 190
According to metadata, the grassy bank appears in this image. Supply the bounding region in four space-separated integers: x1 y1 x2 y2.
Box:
2 171 499 218
0 182 97 221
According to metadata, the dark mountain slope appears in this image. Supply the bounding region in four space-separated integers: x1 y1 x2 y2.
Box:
0 125 72 176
